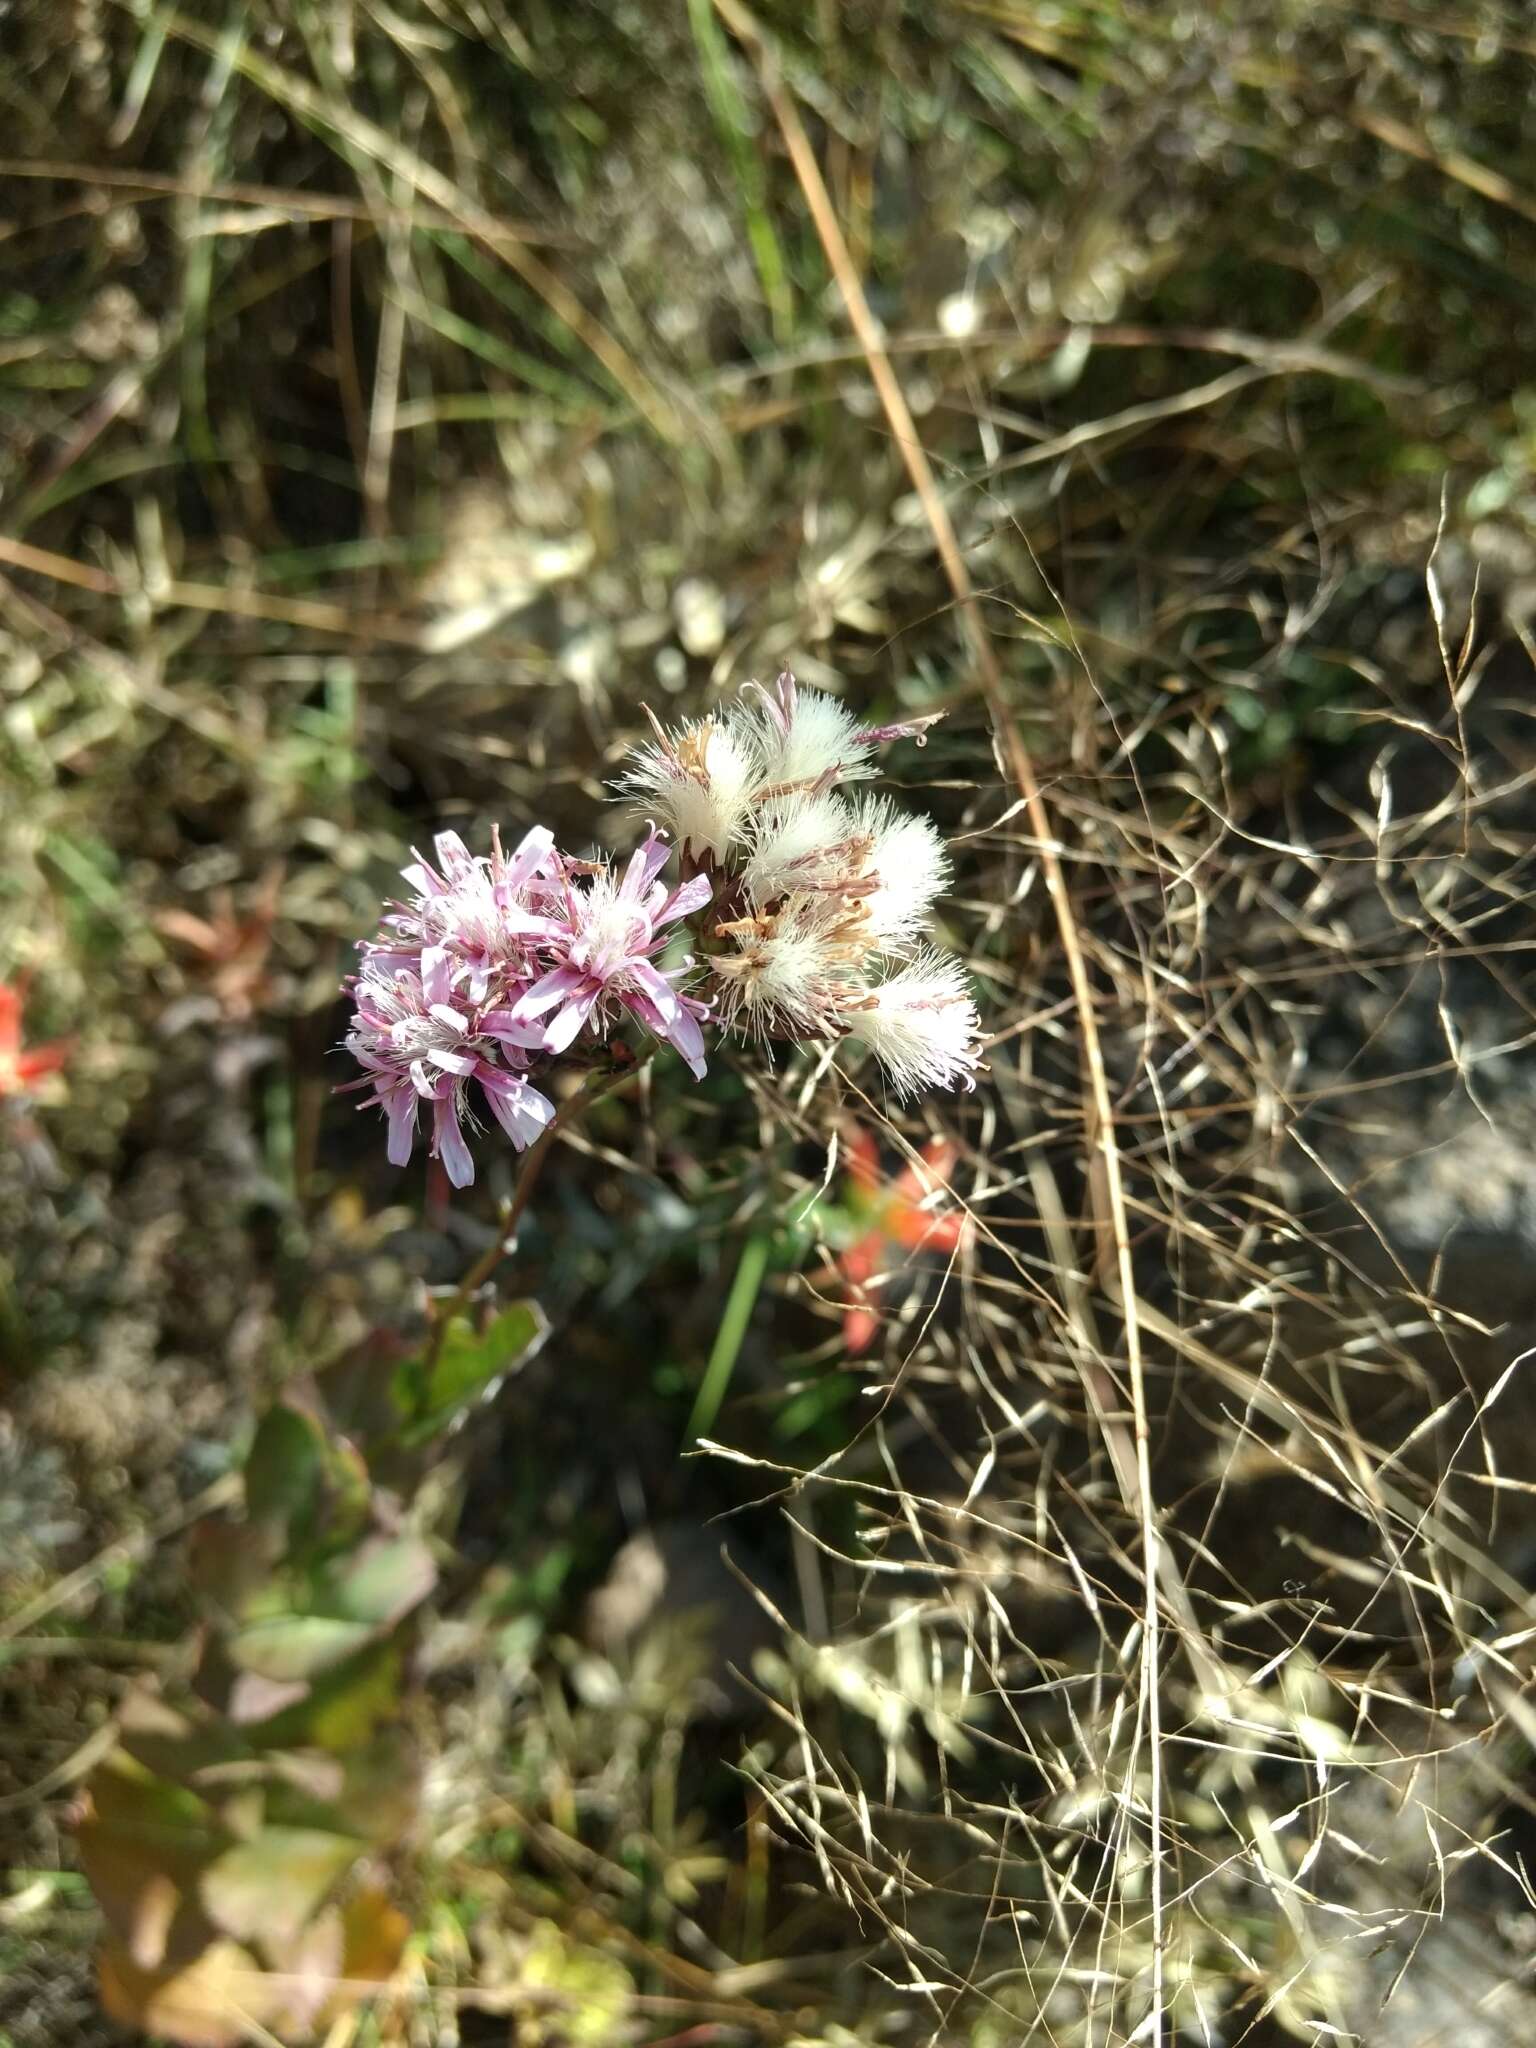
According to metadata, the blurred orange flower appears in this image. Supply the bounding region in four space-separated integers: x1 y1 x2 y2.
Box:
834 1127 967 1354
0 981 70 1098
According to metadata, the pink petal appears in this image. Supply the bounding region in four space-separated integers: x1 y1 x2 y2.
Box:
541 988 599 1054
853 711 946 746
480 1070 555 1149
498 906 565 942
421 947 454 1007
660 1000 708 1079
500 824 556 891
480 1007 549 1050
433 1096 474 1187
363 944 419 973
401 848 446 896
618 826 671 903
514 965 587 1019
625 958 679 1024
432 830 474 873
623 990 706 1079
385 1092 417 1165
654 871 712 930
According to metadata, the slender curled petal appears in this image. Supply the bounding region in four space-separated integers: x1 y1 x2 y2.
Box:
433 1090 475 1188
384 1084 417 1167
852 711 947 747
844 952 982 1100
656 871 714 930
497 823 558 894
626 986 711 1079
478 1064 557 1148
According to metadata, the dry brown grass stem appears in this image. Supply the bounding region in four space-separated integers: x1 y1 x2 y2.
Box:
0 156 564 241
705 2 1237 2034
0 535 426 644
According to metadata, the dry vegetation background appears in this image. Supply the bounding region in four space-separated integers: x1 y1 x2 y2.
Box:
5 2 1536 2044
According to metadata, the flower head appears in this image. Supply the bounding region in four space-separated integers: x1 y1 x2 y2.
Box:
344 949 554 1187
848 796 951 949
511 827 713 1077
677 681 973 1096
343 823 708 1186
743 672 878 792
710 896 866 1040
740 793 871 906
843 952 982 1100
387 824 557 1003
622 711 761 863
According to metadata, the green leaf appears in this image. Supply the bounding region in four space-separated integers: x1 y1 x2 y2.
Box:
257 1642 404 1753
394 1301 546 1448
189 1516 279 1616
314 1326 416 1450
333 1727 420 1843
114 1688 251 1789
226 1613 380 1684
324 1533 437 1627
226 1536 436 1682
244 1396 369 1557
200 1827 360 1948
243 1402 322 1529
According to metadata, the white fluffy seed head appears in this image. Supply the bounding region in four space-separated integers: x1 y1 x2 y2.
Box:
709 898 864 1039
741 793 862 906
744 685 875 789
849 795 951 949
612 675 976 1095
623 715 762 860
846 951 981 1099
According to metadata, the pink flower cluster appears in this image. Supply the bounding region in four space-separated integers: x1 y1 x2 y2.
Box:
343 823 710 1186
344 676 985 1185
